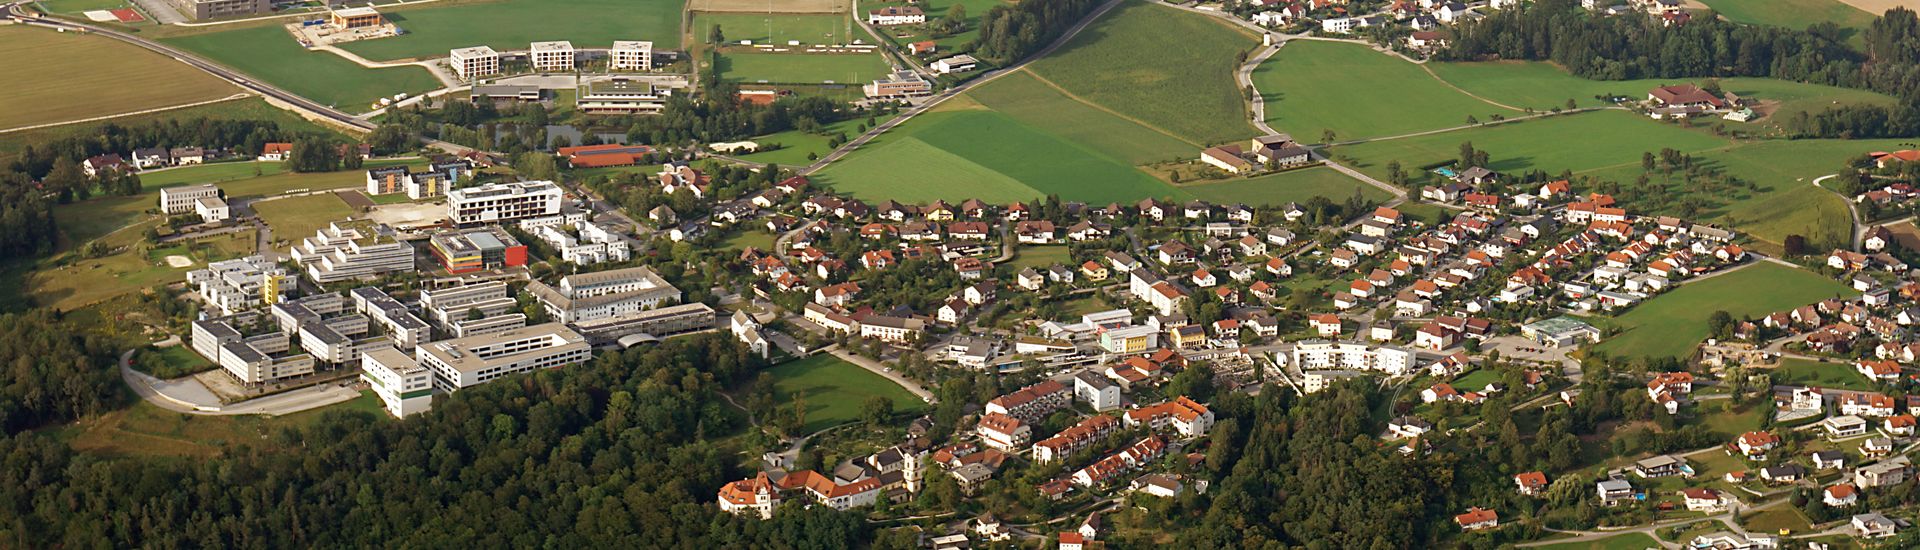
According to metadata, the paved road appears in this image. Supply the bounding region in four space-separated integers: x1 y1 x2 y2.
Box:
826 345 934 401
1811 173 1866 251
120 348 362 415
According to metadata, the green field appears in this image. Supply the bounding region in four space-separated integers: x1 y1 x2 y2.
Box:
764 354 925 433
1339 110 1732 181
1532 533 1662 550
816 107 1183 204
29 229 254 311
1697 0 1876 38
1010 245 1074 271
0 97 336 163
165 26 442 111
716 52 891 84
737 114 895 165
1026 0 1258 146
865 0 1012 51
695 13 849 45
1594 263 1854 359
969 70 1199 164
52 160 416 248
1769 358 1879 391
252 192 358 241
33 0 130 13
1256 41 1518 140
0 26 235 131
340 0 684 61
1183 167 1386 206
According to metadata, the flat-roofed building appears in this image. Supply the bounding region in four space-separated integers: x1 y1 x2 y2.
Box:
195 196 230 223
609 40 654 71
526 266 681 323
187 255 290 316
361 346 433 417
329 6 383 29
446 180 564 225
220 335 317 385
454 313 528 338
1290 340 1416 375
572 302 717 341
864 70 932 99
530 41 576 72
349 287 430 350
171 0 271 20
421 281 517 327
450 46 501 80
416 323 592 391
530 220 631 265
428 226 529 274
470 84 542 103
289 222 416 283
577 78 672 115
160 183 220 213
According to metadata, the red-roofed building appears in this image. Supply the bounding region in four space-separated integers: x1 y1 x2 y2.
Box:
1454 507 1499 531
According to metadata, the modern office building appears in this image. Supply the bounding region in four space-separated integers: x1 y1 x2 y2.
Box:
428 226 529 274
159 183 220 213
609 40 654 71
361 346 434 418
864 70 932 99
194 197 231 223
530 41 576 72
328 6 383 29
453 313 528 338
171 0 271 20
420 281 517 327
349 287 431 350
446 180 564 225
571 302 717 341
528 221 630 265
273 293 390 367
525 266 681 323
186 255 291 316
192 314 319 386
289 221 416 283
450 46 502 80
415 323 592 391
576 78 672 115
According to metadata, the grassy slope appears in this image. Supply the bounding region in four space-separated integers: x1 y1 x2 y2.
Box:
1255 40 1517 140
1594 263 1854 359
1027 0 1258 145
1338 110 1731 180
164 26 441 110
53 159 419 248
341 0 685 61
1697 0 1877 38
1183 166 1387 206
0 26 234 130
968 70 1198 164
766 354 925 433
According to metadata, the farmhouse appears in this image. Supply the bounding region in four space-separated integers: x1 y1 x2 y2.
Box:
1647 84 1724 109
1200 145 1253 173
868 6 927 25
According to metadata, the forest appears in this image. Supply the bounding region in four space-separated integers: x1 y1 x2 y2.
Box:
971 0 1107 64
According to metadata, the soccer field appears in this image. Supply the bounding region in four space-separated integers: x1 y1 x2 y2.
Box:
715 51 890 84
164 26 441 111
1256 41 1519 141
0 26 234 131
695 13 850 45
1593 263 1854 359
338 0 685 61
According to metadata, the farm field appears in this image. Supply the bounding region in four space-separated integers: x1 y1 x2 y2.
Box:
1026 0 1259 146
689 0 845 12
0 26 235 131
816 108 1184 204
1697 0 1876 38
1593 263 1854 359
968 70 1197 164
763 354 925 433
694 13 849 45
735 113 897 166
1337 110 1732 182
339 0 684 61
252 192 359 241
1768 358 1879 391
1182 167 1388 206
164 26 442 111
715 52 891 84
0 97 336 163
1255 41 1517 141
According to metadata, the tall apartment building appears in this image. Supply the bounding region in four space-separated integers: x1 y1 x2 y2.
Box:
609 40 654 71
187 255 290 316
1288 340 1417 375
420 281 518 327
289 222 416 283
525 266 681 323
171 0 271 20
159 183 220 213
416 323 591 391
530 41 576 72
449 46 501 80
446 180 564 225
361 347 434 418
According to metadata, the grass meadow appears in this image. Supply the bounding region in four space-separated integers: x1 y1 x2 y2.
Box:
0 26 235 131
340 0 685 61
1026 0 1259 146
252 192 357 241
695 13 849 45
716 52 892 84
1593 263 1854 359
737 113 897 166
1183 167 1387 206
764 354 925 433
165 26 441 110
1696 0 1876 40
1337 110 1732 181
1255 40 1519 140
0 98 333 163
968 70 1199 164
1768 358 1879 391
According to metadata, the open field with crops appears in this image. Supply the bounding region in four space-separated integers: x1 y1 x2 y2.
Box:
165 26 440 111
0 26 235 131
1256 41 1518 140
968 70 1198 164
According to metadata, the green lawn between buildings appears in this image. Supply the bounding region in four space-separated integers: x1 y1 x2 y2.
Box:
252 192 357 243
163 26 441 111
340 0 685 61
1593 263 1855 360
1768 358 1880 391
765 354 925 433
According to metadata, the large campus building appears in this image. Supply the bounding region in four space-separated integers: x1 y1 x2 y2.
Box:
530 41 576 72
416 323 592 391
361 347 434 418
288 221 417 283
609 40 655 71
576 78 672 115
186 255 290 316
525 266 681 324
419 281 518 327
428 226 529 274
450 46 502 80
446 180 565 225
171 0 271 20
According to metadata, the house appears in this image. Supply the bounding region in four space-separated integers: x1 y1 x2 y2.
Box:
1884 414 1917 436
81 154 128 177
1514 472 1548 496
1853 458 1909 488
1648 84 1724 109
1081 261 1109 281
1854 512 1901 538
1735 431 1779 460
1681 488 1730 512
867 5 925 25
1857 359 1902 381
1421 383 1459 404
1453 507 1498 531
1825 415 1869 438
1814 451 1849 470
1310 314 1342 337
257 142 293 161
1017 268 1045 291
1407 31 1448 50
1596 478 1635 506
976 412 1032 451
1200 145 1253 173
1841 392 1896 417
1389 416 1432 438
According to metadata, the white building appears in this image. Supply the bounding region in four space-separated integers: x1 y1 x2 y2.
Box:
288 222 415 283
526 266 682 324
420 281 517 327
349 287 430 350
416 323 592 391
609 40 654 71
1289 340 1417 375
730 310 770 359
530 41 576 72
526 220 631 265
867 5 925 25
194 196 230 223
159 183 220 214
446 180 564 225
361 346 434 418
1075 371 1122 412
186 255 290 316
449 46 501 80
931 54 977 74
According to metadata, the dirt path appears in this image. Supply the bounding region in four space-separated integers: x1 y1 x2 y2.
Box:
1018 68 1203 148
1419 64 1527 112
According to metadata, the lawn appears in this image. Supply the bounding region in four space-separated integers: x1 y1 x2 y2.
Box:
1255 40 1517 141
339 0 685 61
253 192 357 241
763 354 925 433
723 229 778 251
1450 369 1501 393
164 26 442 111
1697 400 1766 439
1593 263 1855 359
1769 358 1879 391
52 159 418 248
0 26 235 131
816 108 1185 204
1010 245 1074 271
1026 0 1259 146
1741 507 1814 535
28 229 254 310
694 13 849 45
969 70 1200 164
735 113 898 166
1532 533 1661 550
716 52 892 85
1337 110 1732 183
33 0 131 14
1182 166 1388 207
61 392 383 458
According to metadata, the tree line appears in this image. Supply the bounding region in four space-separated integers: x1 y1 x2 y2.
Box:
970 0 1106 64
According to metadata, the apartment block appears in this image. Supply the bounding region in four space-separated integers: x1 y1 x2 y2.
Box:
450 46 501 80
527 220 630 265
171 0 271 20
530 41 576 72
416 323 592 391
609 40 654 71
446 180 564 225
1288 340 1417 376
420 281 517 327
361 346 434 418
349 287 431 350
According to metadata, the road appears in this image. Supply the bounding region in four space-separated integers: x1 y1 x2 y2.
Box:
1810 173 1866 251
119 348 362 416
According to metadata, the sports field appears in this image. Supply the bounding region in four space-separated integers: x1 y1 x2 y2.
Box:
1593 263 1854 359
1183 167 1388 206
1256 41 1518 140
253 192 356 242
0 26 234 131
338 0 684 61
764 354 925 433
1026 0 1259 146
969 70 1198 164
1697 0 1876 37
815 108 1185 204
690 0 845 13
696 13 850 45
715 51 891 84
1338 110 1732 181
165 26 441 111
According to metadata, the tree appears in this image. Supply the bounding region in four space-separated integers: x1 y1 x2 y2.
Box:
709 24 726 45
1320 128 1337 144
1565 98 1578 110
287 138 341 173
1784 234 1809 256
862 396 895 426
516 152 559 181
1707 310 1734 341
